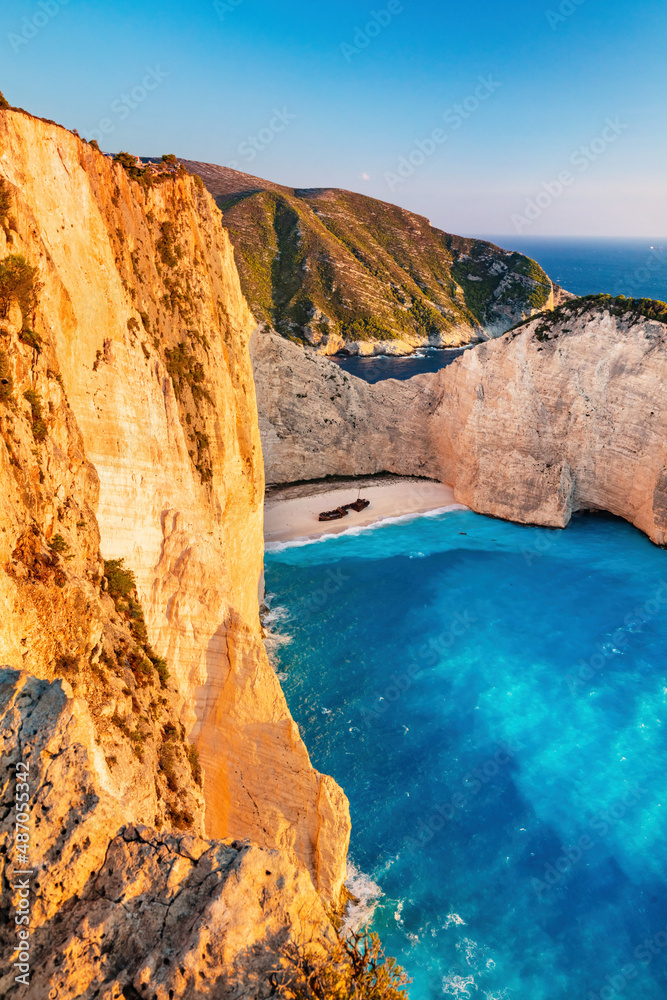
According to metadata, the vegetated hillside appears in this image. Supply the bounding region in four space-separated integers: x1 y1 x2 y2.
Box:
180 158 560 355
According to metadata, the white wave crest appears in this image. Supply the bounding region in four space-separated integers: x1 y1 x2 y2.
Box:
442 973 478 996
265 505 468 552
457 937 493 971
262 605 290 626
343 860 383 932
261 603 293 669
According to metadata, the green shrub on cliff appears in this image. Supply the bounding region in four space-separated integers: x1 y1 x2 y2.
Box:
156 221 181 268
0 347 13 404
113 151 142 177
164 341 212 406
0 253 40 323
187 744 202 786
0 91 9 110
0 179 10 219
148 649 170 688
159 741 179 791
104 558 137 600
48 534 69 555
19 327 42 352
103 558 171 688
23 388 47 442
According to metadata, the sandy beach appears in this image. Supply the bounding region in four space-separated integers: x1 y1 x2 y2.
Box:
264 476 466 545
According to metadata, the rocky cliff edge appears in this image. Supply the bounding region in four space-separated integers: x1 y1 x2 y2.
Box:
0 107 350 994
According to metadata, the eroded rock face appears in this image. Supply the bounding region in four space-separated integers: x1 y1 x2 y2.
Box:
0 108 349 904
253 307 667 545
251 329 439 484
430 307 667 544
0 669 336 1000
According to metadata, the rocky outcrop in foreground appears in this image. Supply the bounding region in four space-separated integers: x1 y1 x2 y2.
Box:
0 669 335 1000
253 297 667 545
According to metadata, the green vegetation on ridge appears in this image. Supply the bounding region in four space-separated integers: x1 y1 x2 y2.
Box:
209 176 553 349
507 293 667 343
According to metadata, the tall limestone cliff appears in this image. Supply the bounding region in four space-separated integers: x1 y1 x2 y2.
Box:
0 105 349 992
253 297 667 545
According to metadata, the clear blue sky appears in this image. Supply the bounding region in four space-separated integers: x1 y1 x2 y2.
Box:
2 0 666 236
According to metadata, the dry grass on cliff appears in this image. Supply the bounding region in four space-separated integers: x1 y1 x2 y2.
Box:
271 930 411 1000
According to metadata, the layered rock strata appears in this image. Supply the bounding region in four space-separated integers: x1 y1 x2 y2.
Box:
251 329 439 484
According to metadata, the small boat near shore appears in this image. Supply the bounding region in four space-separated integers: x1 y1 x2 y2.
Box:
346 498 370 512
319 506 349 522
318 498 371 522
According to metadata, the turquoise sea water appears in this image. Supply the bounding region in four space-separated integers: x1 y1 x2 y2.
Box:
265 510 667 1000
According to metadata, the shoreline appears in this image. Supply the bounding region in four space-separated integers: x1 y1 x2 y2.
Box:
327 342 479 360
264 477 467 545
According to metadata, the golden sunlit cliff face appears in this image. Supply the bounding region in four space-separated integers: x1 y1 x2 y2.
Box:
0 109 349 909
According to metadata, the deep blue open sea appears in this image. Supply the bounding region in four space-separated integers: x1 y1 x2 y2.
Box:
488 237 667 303
333 238 667 383
265 510 667 1000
